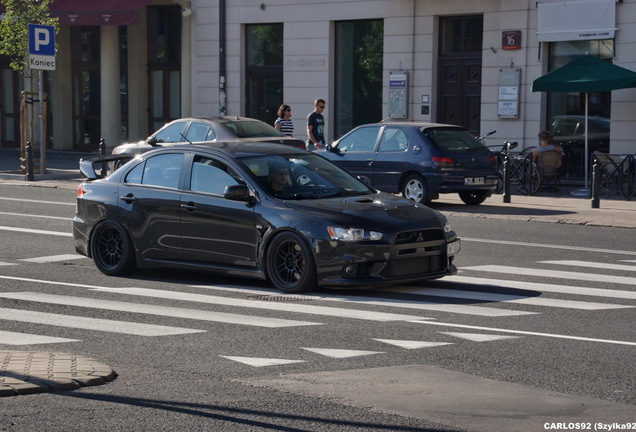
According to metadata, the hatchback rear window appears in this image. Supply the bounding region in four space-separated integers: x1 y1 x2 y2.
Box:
221 120 284 138
422 128 487 152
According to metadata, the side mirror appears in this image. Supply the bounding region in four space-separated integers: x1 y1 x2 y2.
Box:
224 184 255 203
357 175 372 186
147 137 158 146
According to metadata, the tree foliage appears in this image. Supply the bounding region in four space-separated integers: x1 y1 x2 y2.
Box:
0 0 59 72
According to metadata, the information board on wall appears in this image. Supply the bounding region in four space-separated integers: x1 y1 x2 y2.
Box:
498 67 520 119
389 71 408 119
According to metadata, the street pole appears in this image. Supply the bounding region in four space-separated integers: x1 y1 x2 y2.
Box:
38 70 46 174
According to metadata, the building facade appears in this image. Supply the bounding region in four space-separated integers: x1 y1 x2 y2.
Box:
1 0 634 180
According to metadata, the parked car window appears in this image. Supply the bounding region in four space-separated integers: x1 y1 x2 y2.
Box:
153 121 188 143
336 126 379 152
127 153 184 189
190 155 242 195
221 119 284 138
185 122 215 142
378 127 408 152
423 127 487 152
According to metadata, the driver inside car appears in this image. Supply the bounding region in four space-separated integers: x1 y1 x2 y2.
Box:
266 163 293 197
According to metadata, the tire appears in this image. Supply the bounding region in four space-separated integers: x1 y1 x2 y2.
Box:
266 232 317 293
402 174 429 204
458 190 490 205
90 220 136 276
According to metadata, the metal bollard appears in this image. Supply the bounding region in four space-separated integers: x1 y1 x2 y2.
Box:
25 141 35 181
591 160 600 208
99 138 107 177
503 154 511 203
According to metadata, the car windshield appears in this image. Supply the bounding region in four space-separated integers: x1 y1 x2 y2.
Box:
239 153 374 199
220 119 285 138
422 127 488 152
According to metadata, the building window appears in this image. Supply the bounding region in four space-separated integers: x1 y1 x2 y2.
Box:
335 19 383 139
245 24 283 126
71 26 101 150
148 5 182 132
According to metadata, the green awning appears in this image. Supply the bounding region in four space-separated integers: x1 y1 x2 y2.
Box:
532 55 636 93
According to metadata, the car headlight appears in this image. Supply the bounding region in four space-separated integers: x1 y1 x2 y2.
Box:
327 227 384 242
444 221 451 233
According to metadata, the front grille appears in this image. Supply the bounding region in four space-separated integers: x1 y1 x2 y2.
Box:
386 228 446 277
386 255 443 277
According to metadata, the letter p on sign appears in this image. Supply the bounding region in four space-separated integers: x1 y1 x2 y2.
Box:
28 24 55 56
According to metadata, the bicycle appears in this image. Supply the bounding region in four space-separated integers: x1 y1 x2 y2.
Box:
481 133 541 195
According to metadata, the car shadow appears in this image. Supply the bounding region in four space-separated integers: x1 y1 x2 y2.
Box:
120 268 541 306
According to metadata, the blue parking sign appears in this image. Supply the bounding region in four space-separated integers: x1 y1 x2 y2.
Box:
28 24 55 56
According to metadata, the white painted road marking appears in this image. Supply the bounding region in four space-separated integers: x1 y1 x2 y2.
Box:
388 287 633 310
0 211 70 220
0 196 75 206
443 275 636 300
440 332 520 342
91 287 430 322
0 307 204 336
0 226 72 237
462 237 636 256
412 320 636 346
20 254 87 263
194 284 537 317
300 348 385 359
0 292 321 328
373 339 453 349
0 330 80 345
219 356 305 367
539 260 636 272
461 265 636 286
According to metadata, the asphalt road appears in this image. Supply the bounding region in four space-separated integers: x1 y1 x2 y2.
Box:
0 183 634 432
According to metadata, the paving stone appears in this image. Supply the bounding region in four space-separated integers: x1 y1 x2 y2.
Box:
0 350 116 398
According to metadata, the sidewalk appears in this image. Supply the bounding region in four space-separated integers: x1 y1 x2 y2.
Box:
1 147 635 231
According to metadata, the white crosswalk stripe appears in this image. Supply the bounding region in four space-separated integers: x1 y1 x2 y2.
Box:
385 287 633 310
0 308 204 337
20 254 87 263
460 264 636 286
0 292 321 328
1 259 635 351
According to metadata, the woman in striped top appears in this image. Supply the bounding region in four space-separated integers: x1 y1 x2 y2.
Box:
274 104 294 137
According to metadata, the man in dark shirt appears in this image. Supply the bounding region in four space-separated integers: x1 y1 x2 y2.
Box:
306 98 326 151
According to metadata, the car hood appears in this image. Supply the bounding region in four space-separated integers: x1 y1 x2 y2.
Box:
282 193 445 232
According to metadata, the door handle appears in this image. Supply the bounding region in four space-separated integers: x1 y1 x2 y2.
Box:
181 202 198 212
120 194 136 203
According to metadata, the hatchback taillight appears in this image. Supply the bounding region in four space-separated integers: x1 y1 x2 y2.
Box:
76 184 84 198
432 156 454 167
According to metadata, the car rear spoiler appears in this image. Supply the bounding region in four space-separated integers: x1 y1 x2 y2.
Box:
79 154 133 180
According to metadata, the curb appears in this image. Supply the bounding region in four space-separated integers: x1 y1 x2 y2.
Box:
0 351 117 397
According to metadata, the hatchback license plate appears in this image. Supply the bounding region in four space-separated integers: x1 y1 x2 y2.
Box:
464 176 485 185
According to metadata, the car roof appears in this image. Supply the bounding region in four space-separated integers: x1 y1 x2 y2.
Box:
369 121 464 129
144 141 309 158
172 116 266 124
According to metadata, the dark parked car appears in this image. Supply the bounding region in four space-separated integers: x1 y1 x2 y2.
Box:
112 116 306 161
550 115 610 178
74 143 460 293
320 122 499 205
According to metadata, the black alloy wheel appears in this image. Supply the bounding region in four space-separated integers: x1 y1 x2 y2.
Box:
266 232 317 293
90 220 136 276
